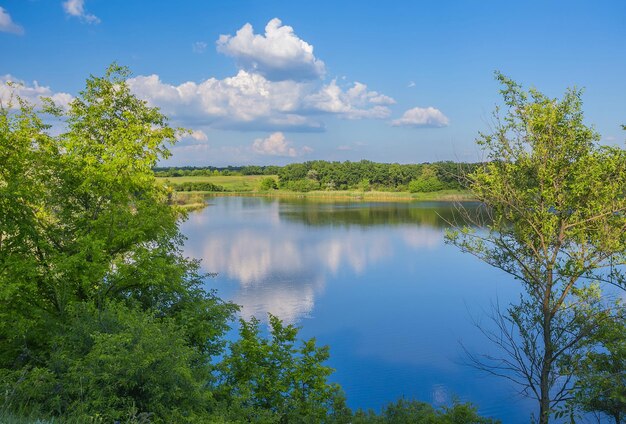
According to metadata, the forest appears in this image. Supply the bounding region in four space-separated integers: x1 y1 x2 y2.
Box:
155 160 476 193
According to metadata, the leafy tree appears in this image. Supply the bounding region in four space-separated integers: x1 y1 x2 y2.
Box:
357 178 371 192
0 65 237 421
259 176 278 191
217 315 349 423
448 74 626 423
408 177 444 193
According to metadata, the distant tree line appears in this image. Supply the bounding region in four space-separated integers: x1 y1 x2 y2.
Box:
154 165 282 177
156 160 479 193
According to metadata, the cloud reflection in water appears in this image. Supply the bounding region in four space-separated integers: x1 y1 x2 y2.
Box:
182 198 446 323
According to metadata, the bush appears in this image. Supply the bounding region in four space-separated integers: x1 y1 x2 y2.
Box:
281 179 320 192
258 177 278 191
357 178 371 192
408 177 445 193
168 181 227 192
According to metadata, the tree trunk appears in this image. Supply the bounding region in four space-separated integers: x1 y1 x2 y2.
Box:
539 284 553 424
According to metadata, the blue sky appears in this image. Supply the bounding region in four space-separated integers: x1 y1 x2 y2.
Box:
1 0 625 166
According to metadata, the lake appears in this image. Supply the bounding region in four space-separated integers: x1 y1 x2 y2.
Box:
180 196 536 422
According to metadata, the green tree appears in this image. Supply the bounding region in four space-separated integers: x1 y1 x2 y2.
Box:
217 315 349 423
259 176 278 191
0 65 237 421
447 74 626 423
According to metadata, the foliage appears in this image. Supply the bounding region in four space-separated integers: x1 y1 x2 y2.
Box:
258 176 278 191
447 73 626 423
217 315 350 423
157 160 475 192
357 178 371 192
0 64 237 422
280 178 321 192
564 301 626 423
166 181 227 192
408 177 445 193
352 399 500 423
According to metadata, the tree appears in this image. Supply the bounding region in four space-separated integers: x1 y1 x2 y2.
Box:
0 65 237 421
217 315 349 423
259 176 278 191
447 74 626 423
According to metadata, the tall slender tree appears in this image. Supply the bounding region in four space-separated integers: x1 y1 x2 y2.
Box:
448 74 626 423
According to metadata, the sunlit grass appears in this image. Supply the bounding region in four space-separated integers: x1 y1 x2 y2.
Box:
157 175 273 191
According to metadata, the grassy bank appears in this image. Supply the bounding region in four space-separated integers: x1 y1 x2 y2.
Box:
204 189 473 202
159 175 474 209
158 175 272 192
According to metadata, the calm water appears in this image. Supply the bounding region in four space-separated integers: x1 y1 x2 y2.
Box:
180 196 536 422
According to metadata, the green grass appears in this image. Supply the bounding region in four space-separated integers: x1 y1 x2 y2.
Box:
158 176 474 207
209 189 473 201
157 175 272 192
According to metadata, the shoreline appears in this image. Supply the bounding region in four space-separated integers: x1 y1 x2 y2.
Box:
173 189 475 209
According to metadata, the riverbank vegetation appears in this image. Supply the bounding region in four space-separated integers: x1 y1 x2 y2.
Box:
157 161 475 208
156 160 476 195
0 66 497 423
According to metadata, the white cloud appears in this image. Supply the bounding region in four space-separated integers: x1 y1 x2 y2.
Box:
128 70 322 131
62 0 100 24
0 75 73 110
391 106 450 128
217 18 325 81
176 129 208 142
185 227 392 323
189 129 208 142
128 70 393 131
252 132 298 157
408 81 416 88
192 41 207 53
304 80 394 119
0 7 24 35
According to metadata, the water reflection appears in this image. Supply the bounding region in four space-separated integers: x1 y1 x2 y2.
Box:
183 198 450 322
180 197 531 420
278 199 482 228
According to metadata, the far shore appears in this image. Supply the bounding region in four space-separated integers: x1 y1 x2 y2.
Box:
172 189 475 210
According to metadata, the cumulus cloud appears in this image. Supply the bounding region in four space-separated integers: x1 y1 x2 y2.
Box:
391 106 450 128
127 70 322 131
252 132 306 157
189 129 208 142
62 0 100 24
186 227 391 322
127 70 393 131
217 18 325 81
124 19 394 132
177 129 208 142
0 7 24 35
305 80 395 119
0 75 73 110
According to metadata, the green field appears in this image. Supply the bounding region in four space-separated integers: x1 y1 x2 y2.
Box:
158 175 273 191
159 175 473 208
